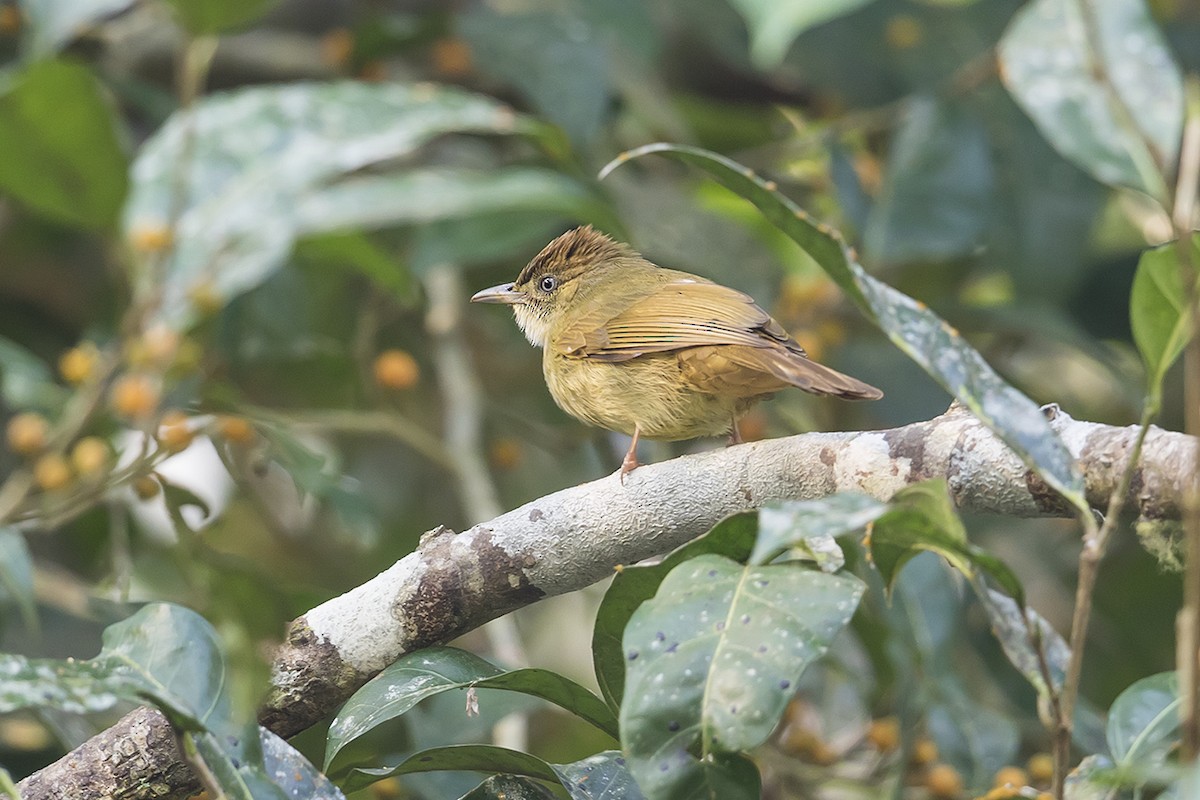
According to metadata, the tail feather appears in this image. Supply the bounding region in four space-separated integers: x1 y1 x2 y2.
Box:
726 346 883 401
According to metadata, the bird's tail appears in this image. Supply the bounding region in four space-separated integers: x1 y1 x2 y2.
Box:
727 346 883 401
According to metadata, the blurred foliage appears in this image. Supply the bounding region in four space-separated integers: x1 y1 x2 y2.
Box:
0 0 1196 798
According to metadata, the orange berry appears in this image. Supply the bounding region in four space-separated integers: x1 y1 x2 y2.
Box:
866 716 900 752
188 282 223 317
110 374 160 420
925 763 964 798
0 5 21 36
1027 753 1053 784
993 766 1027 789
431 37 472 77
320 27 354 68
133 474 160 500
489 438 522 470
912 737 939 765
216 416 255 444
1035 793 1054 800
157 410 194 453
128 223 174 254
374 349 420 390
59 343 99 385
70 437 110 476
358 60 386 82
6 412 48 456
33 454 72 491
985 786 1021 800
127 325 180 369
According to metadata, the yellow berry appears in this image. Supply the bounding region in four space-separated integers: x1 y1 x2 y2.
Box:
431 37 473 77
157 410 194 453
0 5 21 36
866 716 901 752
128 223 174 254
6 412 48 456
1035 793 1054 800
33 454 72 491
489 438 522 470
59 344 99 385
993 766 1028 788
70 437 110 476
133 475 160 500
127 325 180 369
925 763 964 798
216 415 255 445
374 349 420 390
985 787 1020 800
912 737 939 766
188 282 224 317
110 374 160 421
885 14 922 49
1027 753 1053 784
320 27 354 68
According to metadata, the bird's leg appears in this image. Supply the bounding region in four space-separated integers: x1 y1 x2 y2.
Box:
728 417 743 446
620 426 642 483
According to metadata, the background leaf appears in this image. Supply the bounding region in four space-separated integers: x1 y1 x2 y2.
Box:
161 0 282 35
998 0 1183 198
0 528 36 633
18 0 136 56
727 0 876 69
0 59 128 229
750 493 885 567
1107 672 1179 771
1130 237 1197 406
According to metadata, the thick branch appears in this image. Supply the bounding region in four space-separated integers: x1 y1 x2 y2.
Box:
17 405 1197 798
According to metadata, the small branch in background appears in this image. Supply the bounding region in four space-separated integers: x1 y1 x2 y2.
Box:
1172 75 1200 761
423 264 529 751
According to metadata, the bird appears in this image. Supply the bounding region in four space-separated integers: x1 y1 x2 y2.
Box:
471 225 881 479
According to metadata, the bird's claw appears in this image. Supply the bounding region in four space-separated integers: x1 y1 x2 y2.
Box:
619 452 639 485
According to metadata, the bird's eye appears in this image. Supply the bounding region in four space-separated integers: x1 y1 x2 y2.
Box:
539 275 558 292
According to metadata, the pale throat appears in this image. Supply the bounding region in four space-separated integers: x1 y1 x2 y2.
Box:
512 304 551 349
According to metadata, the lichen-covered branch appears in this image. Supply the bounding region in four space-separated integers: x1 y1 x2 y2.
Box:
16 405 1197 799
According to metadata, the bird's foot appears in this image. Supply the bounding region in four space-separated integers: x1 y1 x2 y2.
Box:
619 451 640 484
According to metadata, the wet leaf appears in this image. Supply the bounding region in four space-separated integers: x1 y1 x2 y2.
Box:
999 0 1183 199
459 774 558 799
0 59 128 229
187 726 346 800
620 554 862 798
600 144 1087 515
341 744 560 794
1130 238 1198 408
727 0 875 69
976 587 1068 698
552 751 645 800
326 647 617 770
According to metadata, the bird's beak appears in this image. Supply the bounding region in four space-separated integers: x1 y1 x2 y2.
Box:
470 283 527 305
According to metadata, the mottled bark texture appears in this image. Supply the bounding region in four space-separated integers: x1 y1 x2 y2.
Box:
17 406 1197 800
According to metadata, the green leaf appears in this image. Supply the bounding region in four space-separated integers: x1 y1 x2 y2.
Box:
0 603 233 734
863 95 993 266
161 0 281 34
976 587 1067 698
552 751 644 800
0 527 37 633
620 554 862 797
1130 238 1198 407
342 744 561 794
19 0 136 56
0 336 66 412
294 231 415 304
124 82 549 330
591 513 758 711
927 694 1019 791
1107 672 1179 771
870 480 1024 603
326 647 617 770
727 0 876 69
750 493 886 567
459 774 558 799
601 144 1087 515
0 59 129 229
188 726 346 800
998 0 1183 199
0 766 18 800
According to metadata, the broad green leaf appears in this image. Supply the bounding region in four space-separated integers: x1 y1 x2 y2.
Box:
0 336 66 411
863 95 992 266
0 59 128 229
1107 672 1179 770
294 231 415 303
0 603 231 733
998 0 1183 199
976 587 1068 698
1064 754 1117 800
18 0 136 56
591 513 757 711
0 527 36 632
620 554 862 798
727 0 876 69
750 493 885 567
927 695 1019 791
341 744 561 794
601 144 1087 515
296 169 613 239
124 82 550 329
0 766 17 800
870 480 1024 603
1130 238 1198 408
326 647 617 769
162 0 281 34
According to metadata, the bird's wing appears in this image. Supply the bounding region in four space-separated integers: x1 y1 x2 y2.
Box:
555 279 801 361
